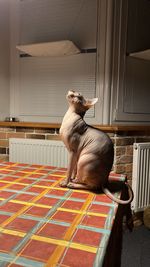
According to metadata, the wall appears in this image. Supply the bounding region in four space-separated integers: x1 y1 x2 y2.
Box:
0 0 10 120
0 125 150 184
113 133 150 183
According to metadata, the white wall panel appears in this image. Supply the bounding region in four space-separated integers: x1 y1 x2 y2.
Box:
124 57 150 114
110 0 150 124
19 0 97 49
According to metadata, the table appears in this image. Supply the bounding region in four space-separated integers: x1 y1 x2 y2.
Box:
0 161 132 267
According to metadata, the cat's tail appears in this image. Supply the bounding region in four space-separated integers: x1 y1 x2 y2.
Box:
102 182 134 204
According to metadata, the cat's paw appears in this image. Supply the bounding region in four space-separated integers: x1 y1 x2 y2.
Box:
71 178 79 183
59 179 68 187
67 182 75 188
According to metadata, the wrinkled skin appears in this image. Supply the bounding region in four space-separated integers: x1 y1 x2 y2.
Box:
59 90 133 204
59 90 114 190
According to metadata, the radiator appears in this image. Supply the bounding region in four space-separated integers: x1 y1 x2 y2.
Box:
132 143 150 212
9 138 68 168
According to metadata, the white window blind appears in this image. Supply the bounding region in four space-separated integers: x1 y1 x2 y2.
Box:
10 0 98 123
18 53 96 121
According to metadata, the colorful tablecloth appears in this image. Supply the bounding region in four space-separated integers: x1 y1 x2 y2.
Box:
0 161 125 267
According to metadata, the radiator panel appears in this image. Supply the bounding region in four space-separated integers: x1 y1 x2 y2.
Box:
9 138 68 168
132 143 150 212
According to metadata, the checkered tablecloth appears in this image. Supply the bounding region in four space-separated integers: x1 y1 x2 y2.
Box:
0 161 124 267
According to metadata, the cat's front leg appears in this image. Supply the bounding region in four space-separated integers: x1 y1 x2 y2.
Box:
59 151 77 187
71 161 77 180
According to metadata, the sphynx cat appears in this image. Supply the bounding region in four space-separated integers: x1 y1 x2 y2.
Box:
59 90 133 204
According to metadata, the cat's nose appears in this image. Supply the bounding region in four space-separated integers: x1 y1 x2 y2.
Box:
68 90 75 94
67 90 75 97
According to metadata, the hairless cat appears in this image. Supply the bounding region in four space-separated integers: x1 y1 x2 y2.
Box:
59 90 133 204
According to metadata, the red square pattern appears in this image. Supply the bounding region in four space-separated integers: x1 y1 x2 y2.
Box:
36 170 50 174
81 215 106 228
61 247 96 267
0 214 10 224
21 168 36 172
2 162 13 166
37 196 58 206
70 191 90 200
48 189 67 197
52 171 66 176
0 233 22 252
0 170 12 174
8 167 21 171
0 202 24 213
94 194 112 203
37 223 68 239
1 176 17 182
21 240 57 262
43 166 56 170
36 180 54 187
72 228 102 247
16 163 27 167
46 175 61 181
6 218 37 232
14 193 35 202
30 165 43 168
8 184 26 191
88 203 111 214
0 182 8 188
0 191 14 198
27 187 45 194
61 200 84 210
20 178 35 184
28 174 42 178
13 172 26 177
25 206 50 217
52 210 77 223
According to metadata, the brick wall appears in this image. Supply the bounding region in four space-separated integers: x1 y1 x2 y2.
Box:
0 126 150 183
112 133 150 184
0 126 60 161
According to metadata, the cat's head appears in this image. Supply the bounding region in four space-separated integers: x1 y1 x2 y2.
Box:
66 90 98 114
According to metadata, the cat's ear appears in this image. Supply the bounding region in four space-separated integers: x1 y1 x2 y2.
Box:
84 98 98 109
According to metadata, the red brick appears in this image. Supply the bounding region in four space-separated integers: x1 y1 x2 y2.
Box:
35 128 55 134
46 135 60 140
16 127 34 133
115 137 134 146
115 146 126 156
7 133 25 138
116 155 133 164
26 134 45 139
125 163 133 172
0 132 7 139
125 145 133 156
0 140 9 147
114 164 125 173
